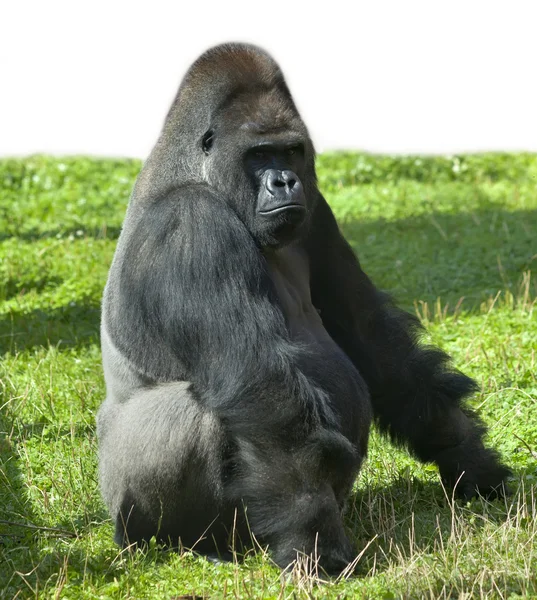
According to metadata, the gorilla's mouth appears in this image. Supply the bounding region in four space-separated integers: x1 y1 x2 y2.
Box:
259 204 306 216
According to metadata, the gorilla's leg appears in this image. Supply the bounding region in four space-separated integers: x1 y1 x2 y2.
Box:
97 382 237 553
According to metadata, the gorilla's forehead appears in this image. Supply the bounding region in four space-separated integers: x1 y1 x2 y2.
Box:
218 89 304 137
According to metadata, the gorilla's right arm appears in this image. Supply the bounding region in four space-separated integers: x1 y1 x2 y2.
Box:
107 185 300 426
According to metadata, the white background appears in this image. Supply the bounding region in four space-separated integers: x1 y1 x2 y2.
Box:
1 0 536 158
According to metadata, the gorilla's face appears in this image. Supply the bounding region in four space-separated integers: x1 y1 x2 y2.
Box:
242 140 307 247
200 93 312 249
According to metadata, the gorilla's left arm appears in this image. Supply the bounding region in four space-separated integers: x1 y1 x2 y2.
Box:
305 194 510 498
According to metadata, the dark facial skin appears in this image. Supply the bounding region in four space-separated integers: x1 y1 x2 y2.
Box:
246 142 307 247
201 117 310 249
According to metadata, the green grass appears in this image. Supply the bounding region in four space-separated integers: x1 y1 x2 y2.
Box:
1 153 536 599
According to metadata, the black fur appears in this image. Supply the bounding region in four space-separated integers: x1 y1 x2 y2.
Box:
97 43 509 573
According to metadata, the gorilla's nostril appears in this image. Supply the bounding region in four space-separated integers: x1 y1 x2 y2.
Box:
281 171 296 189
266 171 289 193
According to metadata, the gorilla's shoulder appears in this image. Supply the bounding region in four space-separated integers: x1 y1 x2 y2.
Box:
125 183 255 262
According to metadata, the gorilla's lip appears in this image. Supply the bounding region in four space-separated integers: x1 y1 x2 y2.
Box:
259 204 306 215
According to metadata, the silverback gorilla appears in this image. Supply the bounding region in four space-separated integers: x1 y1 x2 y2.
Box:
97 43 509 573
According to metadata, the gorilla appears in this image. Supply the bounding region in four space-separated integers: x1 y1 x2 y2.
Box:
97 43 509 573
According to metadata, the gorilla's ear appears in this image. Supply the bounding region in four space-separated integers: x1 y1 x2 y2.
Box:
301 430 360 484
201 130 215 155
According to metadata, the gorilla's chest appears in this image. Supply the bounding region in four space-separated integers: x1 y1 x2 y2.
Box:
265 247 335 346
266 246 367 440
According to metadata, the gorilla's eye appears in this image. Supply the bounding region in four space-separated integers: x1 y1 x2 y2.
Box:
202 130 214 155
286 145 302 157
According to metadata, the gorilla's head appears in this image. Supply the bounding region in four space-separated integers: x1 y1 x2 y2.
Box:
139 43 318 249
200 86 311 248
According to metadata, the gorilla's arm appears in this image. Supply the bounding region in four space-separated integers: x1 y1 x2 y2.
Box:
108 185 318 427
306 194 510 498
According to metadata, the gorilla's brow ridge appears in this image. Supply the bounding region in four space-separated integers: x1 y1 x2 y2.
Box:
239 121 298 136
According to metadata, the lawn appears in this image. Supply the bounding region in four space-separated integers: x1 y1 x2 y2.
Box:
0 153 536 599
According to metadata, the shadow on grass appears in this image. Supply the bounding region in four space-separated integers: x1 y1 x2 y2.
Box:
0 300 101 354
338 472 536 597
0 225 123 243
340 207 537 312
0 416 110 595
346 479 508 570
0 275 64 303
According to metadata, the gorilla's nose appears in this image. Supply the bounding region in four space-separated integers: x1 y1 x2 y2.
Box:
259 169 305 215
265 170 297 195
